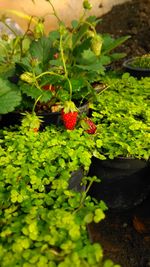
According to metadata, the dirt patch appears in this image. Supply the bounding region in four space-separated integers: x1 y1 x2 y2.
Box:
89 195 150 267
96 0 150 67
89 1 150 266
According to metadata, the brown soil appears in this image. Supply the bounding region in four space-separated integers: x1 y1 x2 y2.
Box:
89 1 150 267
96 0 150 67
89 196 150 267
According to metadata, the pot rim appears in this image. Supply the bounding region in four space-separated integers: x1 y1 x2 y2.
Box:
123 58 150 72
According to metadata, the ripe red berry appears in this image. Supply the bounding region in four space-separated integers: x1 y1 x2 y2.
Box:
83 118 97 134
42 84 55 91
33 128 39 133
61 109 78 130
53 53 59 59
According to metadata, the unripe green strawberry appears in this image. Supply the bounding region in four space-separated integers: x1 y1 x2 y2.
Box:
21 112 42 132
91 34 103 56
86 30 95 38
20 72 35 84
83 0 92 10
33 19 44 39
30 57 39 67
59 24 67 35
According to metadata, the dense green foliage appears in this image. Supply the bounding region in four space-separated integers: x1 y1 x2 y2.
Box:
91 73 150 159
0 0 129 114
130 54 150 69
0 2 149 266
0 124 121 267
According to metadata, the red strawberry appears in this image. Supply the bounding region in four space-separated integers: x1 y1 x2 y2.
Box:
33 128 39 133
61 110 78 130
61 101 78 130
53 53 59 59
42 84 55 91
82 118 97 134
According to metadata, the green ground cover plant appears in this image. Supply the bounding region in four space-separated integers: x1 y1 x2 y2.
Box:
0 120 121 267
129 54 150 69
90 73 150 160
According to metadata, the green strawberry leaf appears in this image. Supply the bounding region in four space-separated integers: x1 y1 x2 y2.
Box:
110 52 127 61
76 62 104 72
49 59 63 67
29 37 51 69
0 78 21 114
48 30 60 41
20 83 52 102
72 23 89 49
69 77 86 92
71 20 79 29
102 34 130 55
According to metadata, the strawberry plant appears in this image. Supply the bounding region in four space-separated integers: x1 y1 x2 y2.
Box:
0 122 121 267
0 0 129 117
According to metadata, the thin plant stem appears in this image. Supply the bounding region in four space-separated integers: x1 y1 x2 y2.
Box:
44 0 73 100
59 32 73 100
36 71 63 80
59 33 67 77
97 85 110 95
1 20 18 37
19 16 35 59
45 0 61 23
73 179 94 214
32 94 42 113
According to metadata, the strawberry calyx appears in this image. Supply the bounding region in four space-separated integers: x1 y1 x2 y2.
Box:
62 101 78 114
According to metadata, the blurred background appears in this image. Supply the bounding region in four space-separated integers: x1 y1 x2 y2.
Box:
0 0 130 33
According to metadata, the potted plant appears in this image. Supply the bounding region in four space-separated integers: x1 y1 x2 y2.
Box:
87 73 150 210
123 53 150 78
0 13 34 126
0 118 121 267
0 0 129 128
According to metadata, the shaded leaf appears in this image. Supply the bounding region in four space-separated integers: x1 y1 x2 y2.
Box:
0 78 21 114
29 37 51 69
102 34 130 55
21 83 52 102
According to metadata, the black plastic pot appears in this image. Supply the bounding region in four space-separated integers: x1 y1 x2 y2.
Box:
40 112 62 129
0 111 62 129
45 168 86 193
0 112 23 128
88 157 150 210
123 58 150 79
69 168 86 192
0 103 89 129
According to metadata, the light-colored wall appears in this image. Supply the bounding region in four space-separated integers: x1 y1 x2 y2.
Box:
0 0 130 33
